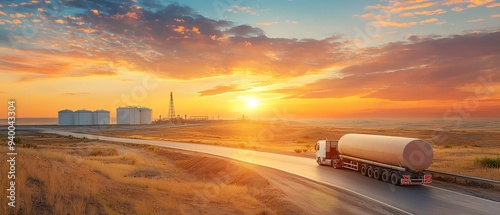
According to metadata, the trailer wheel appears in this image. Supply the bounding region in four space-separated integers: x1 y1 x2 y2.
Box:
367 166 374 178
360 164 368 176
373 167 381 180
381 169 390 183
390 172 401 185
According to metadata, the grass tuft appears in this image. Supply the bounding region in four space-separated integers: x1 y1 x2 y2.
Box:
475 157 500 168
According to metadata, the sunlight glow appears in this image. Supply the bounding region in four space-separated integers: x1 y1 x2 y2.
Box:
246 98 260 109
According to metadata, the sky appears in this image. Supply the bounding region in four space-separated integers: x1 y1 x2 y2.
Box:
0 0 499 119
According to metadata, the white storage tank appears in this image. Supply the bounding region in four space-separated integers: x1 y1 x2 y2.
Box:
58 109 74 126
140 107 152 124
130 107 140 125
93 110 110 125
116 107 131 125
75 109 93 125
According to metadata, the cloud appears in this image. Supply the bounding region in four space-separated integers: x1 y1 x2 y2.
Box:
1 1 350 81
269 31 500 101
391 2 438 12
286 20 299 24
399 12 415 17
419 18 439 24
374 21 417 27
414 9 447 15
257 22 278 27
232 5 258 15
451 6 464 11
486 2 500 8
198 85 249 96
492 14 500 18
467 18 484 22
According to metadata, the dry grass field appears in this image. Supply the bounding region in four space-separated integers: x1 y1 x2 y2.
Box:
81 121 500 181
0 131 398 215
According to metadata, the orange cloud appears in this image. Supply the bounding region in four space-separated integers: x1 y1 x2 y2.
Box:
198 85 249 96
375 21 417 27
269 31 500 102
451 7 464 11
399 12 415 17
0 11 6 16
192 27 200 34
486 2 500 8
174 25 186 34
419 18 439 24
37 8 44 12
392 2 438 12
91 9 99 15
492 14 500 18
414 9 447 15
31 19 41 23
257 22 278 27
467 18 484 22
55 19 65 24
13 19 22 24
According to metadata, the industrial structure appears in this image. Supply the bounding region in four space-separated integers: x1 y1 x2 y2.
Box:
58 109 110 126
116 106 152 125
168 92 176 120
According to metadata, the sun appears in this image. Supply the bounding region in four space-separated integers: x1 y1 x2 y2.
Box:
246 98 260 109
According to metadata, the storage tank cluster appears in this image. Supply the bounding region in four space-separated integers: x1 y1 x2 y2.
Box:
58 109 110 126
116 106 152 125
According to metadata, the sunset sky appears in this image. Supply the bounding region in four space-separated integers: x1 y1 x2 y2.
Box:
1 0 499 119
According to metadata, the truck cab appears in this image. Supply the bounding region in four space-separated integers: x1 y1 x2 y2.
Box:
315 140 341 168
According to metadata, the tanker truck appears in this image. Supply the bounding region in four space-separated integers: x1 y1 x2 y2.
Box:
315 133 433 185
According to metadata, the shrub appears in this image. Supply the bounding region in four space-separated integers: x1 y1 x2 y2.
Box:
302 147 308 153
475 157 500 168
23 142 38 149
293 148 302 153
13 137 22 144
90 147 119 156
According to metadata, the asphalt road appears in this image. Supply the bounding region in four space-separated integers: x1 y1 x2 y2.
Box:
43 130 499 215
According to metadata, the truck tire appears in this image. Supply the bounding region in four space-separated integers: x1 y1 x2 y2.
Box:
373 167 381 180
367 166 374 178
360 164 368 176
316 157 322 165
381 169 390 183
390 172 401 185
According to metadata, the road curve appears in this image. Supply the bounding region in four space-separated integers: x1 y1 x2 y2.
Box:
43 130 499 215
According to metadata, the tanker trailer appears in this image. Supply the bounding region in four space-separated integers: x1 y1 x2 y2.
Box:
315 134 433 185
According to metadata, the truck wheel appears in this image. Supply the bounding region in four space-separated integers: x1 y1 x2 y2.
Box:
316 157 322 165
381 169 390 183
373 167 381 180
360 164 368 176
367 166 374 178
390 172 401 185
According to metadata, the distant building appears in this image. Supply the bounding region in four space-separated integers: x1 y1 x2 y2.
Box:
58 109 110 126
116 106 152 125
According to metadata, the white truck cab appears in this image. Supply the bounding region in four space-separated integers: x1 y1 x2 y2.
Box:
315 140 341 168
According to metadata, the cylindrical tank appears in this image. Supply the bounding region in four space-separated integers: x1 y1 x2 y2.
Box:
75 109 93 125
139 108 152 124
338 134 433 172
93 110 110 125
130 107 140 125
116 107 131 125
58 109 74 126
